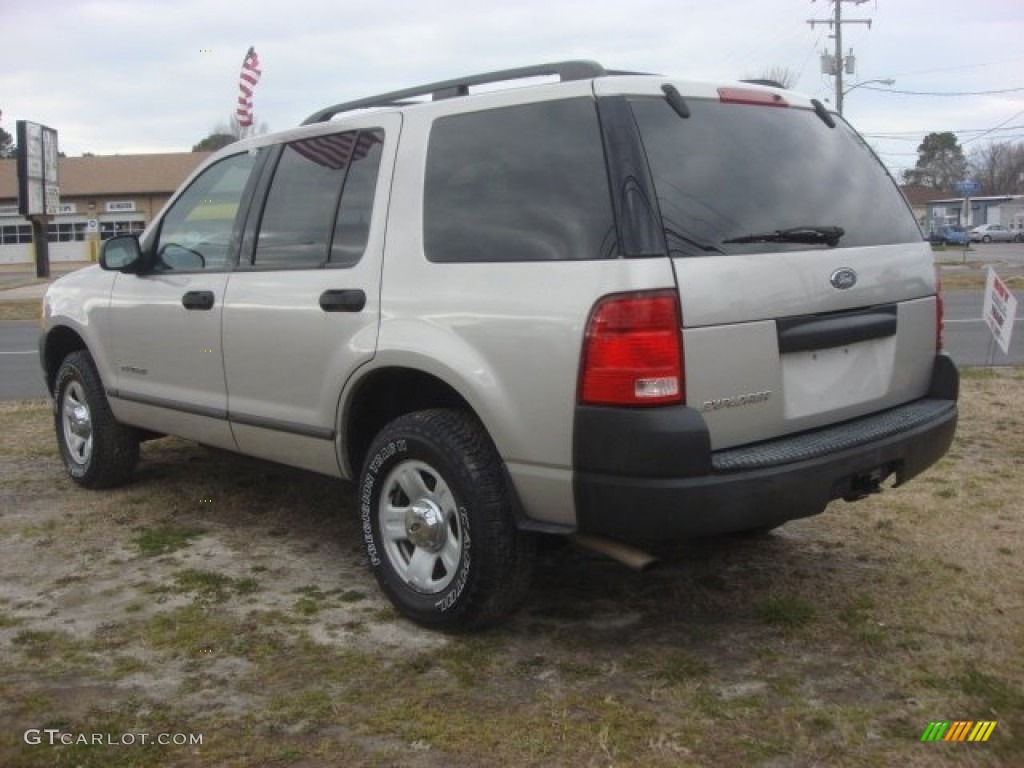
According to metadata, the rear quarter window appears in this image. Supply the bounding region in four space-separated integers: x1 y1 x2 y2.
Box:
424 98 619 262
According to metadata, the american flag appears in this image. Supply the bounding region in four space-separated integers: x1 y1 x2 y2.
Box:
290 130 382 170
236 47 261 128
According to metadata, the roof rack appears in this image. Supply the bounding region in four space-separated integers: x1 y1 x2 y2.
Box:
301 60 608 125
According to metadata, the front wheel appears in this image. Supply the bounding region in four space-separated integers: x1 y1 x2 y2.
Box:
54 350 139 488
359 409 534 630
982 235 992 243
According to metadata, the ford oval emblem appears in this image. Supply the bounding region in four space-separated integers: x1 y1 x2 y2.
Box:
830 268 857 290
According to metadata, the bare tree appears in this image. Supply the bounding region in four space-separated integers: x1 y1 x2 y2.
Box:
746 66 799 89
192 114 270 153
969 141 1024 195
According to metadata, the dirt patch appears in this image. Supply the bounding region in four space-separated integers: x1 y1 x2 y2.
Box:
1 371 1023 766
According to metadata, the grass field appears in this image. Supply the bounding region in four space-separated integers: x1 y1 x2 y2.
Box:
0 369 1021 767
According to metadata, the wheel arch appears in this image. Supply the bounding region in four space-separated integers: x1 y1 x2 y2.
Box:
342 366 478 479
42 324 90 396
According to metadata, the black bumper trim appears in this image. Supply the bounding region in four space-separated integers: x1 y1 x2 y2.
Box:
575 399 957 540
712 400 955 472
572 354 959 541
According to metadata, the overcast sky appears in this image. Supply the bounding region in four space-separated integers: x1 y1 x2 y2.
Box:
2 0 1021 181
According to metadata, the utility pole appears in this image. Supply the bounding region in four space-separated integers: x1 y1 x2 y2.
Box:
808 0 873 115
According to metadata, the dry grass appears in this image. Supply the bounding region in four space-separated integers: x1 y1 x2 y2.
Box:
1 370 1022 766
936 264 1024 291
0 301 41 322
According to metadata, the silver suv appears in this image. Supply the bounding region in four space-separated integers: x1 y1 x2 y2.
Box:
40 61 958 629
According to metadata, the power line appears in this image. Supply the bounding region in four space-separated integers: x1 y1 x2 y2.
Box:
863 126 1024 138
859 84 1024 96
889 56 1024 79
962 108 1024 145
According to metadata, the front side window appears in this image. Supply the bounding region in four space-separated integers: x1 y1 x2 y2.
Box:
252 129 383 269
629 97 923 256
424 98 618 262
155 151 260 271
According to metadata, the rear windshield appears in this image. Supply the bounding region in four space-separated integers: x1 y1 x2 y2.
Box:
629 97 923 256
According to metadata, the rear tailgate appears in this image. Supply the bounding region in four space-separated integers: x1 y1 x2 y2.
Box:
676 245 937 449
609 77 937 450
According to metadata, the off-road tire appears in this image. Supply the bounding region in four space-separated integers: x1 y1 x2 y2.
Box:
359 409 535 631
54 350 139 488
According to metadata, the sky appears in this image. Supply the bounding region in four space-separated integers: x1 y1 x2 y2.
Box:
1 0 1022 182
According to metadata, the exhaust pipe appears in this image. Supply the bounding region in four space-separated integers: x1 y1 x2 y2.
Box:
573 535 658 572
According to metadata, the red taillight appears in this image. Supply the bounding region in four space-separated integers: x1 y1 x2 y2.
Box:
579 291 683 406
935 267 945 352
717 87 789 107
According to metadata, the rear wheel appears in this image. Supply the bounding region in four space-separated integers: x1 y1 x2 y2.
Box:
54 350 139 488
359 409 534 630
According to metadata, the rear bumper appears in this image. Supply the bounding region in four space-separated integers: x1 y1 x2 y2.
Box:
573 354 958 540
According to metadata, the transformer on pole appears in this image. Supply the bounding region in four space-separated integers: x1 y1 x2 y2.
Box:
808 0 873 115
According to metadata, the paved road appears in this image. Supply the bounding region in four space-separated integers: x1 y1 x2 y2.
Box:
0 321 45 401
944 289 1023 366
2 290 1019 402
935 240 1024 270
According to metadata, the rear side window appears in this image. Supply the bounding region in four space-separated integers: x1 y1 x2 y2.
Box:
629 97 923 256
424 98 618 262
253 129 383 269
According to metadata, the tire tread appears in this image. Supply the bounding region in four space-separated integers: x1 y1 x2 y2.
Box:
55 350 139 489
363 408 534 630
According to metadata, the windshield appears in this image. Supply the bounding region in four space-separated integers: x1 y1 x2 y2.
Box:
628 96 923 256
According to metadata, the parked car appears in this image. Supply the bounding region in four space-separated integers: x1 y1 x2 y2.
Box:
969 224 1016 243
39 60 959 630
928 225 969 246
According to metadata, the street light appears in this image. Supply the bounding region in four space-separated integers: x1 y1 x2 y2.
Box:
841 78 895 107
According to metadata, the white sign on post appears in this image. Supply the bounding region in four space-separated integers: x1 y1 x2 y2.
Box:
982 268 1018 356
16 121 59 217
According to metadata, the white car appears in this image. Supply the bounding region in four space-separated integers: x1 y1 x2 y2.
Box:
969 224 1017 243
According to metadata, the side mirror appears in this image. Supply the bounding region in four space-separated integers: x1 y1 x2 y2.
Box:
100 235 143 272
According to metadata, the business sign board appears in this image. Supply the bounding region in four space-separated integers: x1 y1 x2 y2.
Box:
957 180 981 196
983 268 1018 356
16 121 59 216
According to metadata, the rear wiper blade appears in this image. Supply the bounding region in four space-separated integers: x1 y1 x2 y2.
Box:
722 225 845 247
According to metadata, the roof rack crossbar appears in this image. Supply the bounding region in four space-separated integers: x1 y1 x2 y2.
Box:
301 60 607 124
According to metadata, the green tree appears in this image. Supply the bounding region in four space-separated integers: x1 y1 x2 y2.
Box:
0 126 14 158
191 133 237 152
902 132 968 193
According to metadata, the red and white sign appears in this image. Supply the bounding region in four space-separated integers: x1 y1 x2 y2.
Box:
982 268 1018 356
